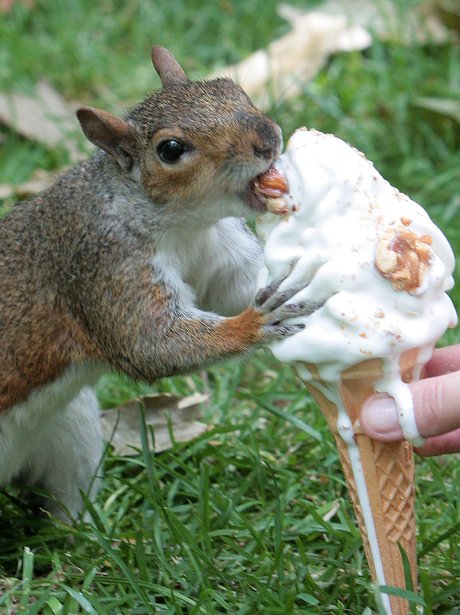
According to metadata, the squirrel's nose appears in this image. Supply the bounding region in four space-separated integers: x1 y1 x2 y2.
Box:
253 123 282 160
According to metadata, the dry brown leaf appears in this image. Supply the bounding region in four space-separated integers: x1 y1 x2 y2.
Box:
100 392 209 455
0 0 35 13
436 0 460 32
414 96 460 123
0 185 13 200
211 2 454 109
0 168 61 202
210 8 371 108
0 80 84 162
296 0 453 45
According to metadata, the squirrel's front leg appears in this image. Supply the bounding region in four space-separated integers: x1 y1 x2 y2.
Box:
103 276 320 381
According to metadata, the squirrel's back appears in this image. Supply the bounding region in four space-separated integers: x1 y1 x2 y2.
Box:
0 47 315 522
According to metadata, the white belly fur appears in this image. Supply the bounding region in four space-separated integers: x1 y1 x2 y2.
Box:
0 363 104 521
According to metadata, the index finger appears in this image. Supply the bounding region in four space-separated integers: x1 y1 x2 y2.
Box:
410 370 460 438
424 345 460 378
415 428 460 457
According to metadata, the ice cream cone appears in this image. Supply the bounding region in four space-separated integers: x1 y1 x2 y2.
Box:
302 349 420 615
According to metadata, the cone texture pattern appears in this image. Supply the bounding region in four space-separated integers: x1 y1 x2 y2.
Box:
333 432 416 595
303 350 419 614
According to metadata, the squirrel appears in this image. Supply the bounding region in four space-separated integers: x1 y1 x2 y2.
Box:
0 47 318 522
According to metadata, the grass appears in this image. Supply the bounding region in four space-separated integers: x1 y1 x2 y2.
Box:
1 0 460 613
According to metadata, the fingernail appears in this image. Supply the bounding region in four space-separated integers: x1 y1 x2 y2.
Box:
361 396 403 438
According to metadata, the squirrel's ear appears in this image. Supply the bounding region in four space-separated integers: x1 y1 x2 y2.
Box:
77 107 138 172
151 46 188 87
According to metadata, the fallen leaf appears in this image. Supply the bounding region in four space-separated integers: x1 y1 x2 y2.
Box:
100 392 209 455
0 79 84 162
0 0 35 13
435 0 460 32
212 1 454 109
0 185 13 200
211 8 371 108
305 0 453 45
414 97 460 124
0 168 61 202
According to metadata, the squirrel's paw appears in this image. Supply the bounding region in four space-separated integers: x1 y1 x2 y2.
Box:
254 277 325 342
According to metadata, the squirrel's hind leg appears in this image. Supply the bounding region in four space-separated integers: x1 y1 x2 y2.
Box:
26 387 103 523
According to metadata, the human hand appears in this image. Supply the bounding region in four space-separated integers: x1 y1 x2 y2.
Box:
360 345 460 456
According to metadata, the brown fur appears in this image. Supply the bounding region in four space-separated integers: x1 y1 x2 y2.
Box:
215 308 265 352
0 47 291 414
0 308 99 411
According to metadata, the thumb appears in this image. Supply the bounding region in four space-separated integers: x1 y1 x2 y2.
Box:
360 371 460 442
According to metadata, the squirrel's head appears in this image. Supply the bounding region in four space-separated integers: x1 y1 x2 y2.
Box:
77 46 282 225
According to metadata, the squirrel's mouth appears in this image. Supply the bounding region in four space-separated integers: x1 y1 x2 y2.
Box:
245 180 268 212
244 165 289 213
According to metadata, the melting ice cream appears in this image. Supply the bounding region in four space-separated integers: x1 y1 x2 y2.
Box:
258 127 457 444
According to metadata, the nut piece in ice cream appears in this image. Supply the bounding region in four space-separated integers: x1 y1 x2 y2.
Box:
375 228 433 292
252 166 289 214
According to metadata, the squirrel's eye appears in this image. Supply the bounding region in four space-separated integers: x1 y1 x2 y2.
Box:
157 139 186 163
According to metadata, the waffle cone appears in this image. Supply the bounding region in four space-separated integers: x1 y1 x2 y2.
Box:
303 349 420 614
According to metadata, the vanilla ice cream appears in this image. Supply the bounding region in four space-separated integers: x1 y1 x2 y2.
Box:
258 127 457 445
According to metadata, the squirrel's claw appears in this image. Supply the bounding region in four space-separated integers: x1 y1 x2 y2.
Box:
254 274 327 343
255 278 306 313
263 299 326 326
260 322 305 342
